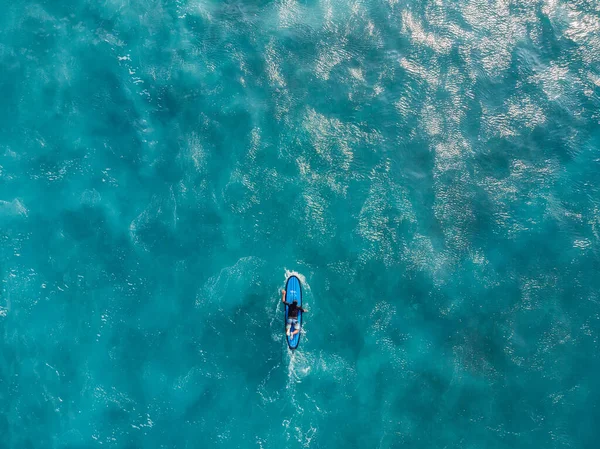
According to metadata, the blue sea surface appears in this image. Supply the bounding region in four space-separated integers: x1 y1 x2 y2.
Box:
1 0 600 447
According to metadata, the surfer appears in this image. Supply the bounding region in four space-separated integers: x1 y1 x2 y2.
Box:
282 289 306 337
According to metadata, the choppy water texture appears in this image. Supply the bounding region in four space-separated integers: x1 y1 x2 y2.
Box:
1 0 600 447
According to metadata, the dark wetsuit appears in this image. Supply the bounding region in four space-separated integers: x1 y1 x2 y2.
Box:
284 302 305 318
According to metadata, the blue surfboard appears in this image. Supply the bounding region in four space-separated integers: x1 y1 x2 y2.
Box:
284 275 303 350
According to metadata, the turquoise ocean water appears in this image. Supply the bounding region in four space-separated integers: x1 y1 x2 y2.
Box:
1 0 600 447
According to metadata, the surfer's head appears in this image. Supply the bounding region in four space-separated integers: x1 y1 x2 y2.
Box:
292 300 298 305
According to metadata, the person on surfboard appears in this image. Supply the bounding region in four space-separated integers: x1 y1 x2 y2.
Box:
282 289 306 337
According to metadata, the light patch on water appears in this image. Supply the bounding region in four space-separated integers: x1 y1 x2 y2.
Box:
302 108 353 170
248 127 261 161
133 413 154 429
480 104 517 138
366 19 380 40
544 194 586 234
420 102 443 137
433 137 470 172
358 195 392 244
182 132 206 172
402 234 447 282
128 207 150 250
358 163 417 267
590 206 600 241
301 109 381 192
573 238 591 250
299 189 331 239
507 96 547 129
316 0 331 30
265 42 287 89
583 71 600 97
0 199 28 218
348 67 364 82
326 261 356 280
529 61 573 102
586 71 600 89
530 316 573 375
80 188 101 206
225 167 260 214
198 257 266 307
277 0 303 29
129 191 179 249
453 331 499 380
297 104 388 237
461 0 526 77
181 0 215 20
478 158 559 238
444 65 470 122
401 10 452 54
399 57 440 90
222 128 282 215
519 274 558 312
369 301 396 334
564 5 600 51
264 41 293 120
315 45 352 81
394 94 413 121
315 351 356 387
482 94 547 138
541 0 562 19
92 385 135 413
432 138 475 255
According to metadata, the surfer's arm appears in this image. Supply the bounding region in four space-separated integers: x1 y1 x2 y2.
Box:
281 289 287 303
